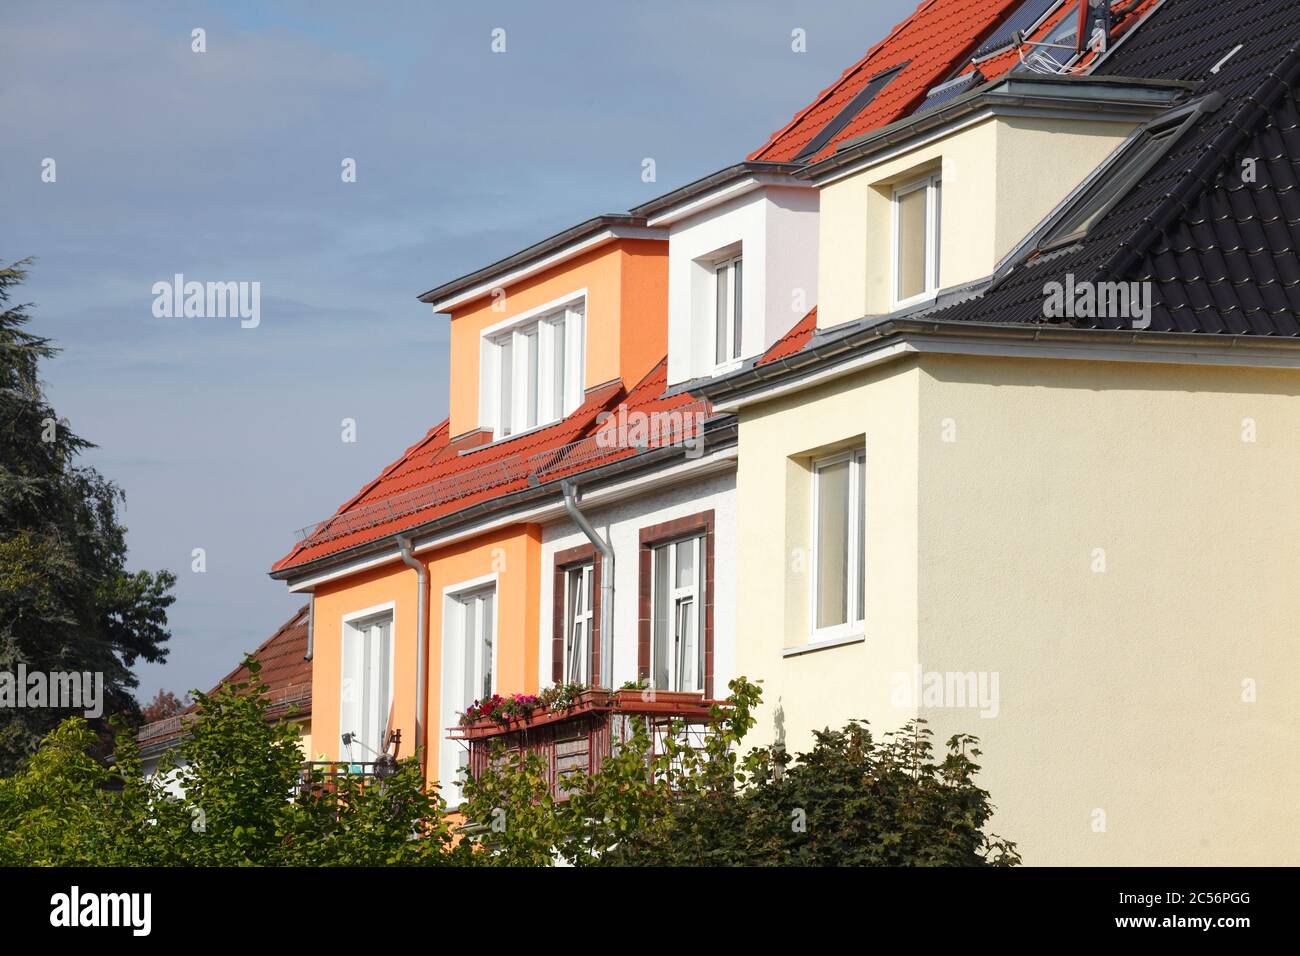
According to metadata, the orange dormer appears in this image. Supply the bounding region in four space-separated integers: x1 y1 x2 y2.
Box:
418 215 668 441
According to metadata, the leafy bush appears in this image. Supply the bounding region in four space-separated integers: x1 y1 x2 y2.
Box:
455 679 1019 866
0 672 1016 866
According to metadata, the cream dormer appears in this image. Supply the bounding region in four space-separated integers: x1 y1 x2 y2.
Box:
808 74 1193 329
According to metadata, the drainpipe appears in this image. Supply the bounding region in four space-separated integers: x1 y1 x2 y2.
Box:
396 535 429 776
562 480 614 688
304 594 314 662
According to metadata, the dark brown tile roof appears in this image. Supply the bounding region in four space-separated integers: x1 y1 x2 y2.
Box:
932 0 1300 333
136 605 311 748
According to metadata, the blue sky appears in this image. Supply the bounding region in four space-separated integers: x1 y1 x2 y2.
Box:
0 0 916 702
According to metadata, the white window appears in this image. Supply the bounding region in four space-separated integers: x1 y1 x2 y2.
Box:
483 300 584 439
439 580 498 805
893 174 941 306
713 255 743 366
456 586 496 708
651 535 705 692
563 563 594 684
811 449 866 640
340 612 393 761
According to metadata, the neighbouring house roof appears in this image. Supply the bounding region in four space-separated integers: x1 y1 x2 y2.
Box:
135 605 312 755
748 0 1025 164
272 358 718 578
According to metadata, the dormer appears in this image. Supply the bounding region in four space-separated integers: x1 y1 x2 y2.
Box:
807 74 1190 329
631 164 819 387
419 216 667 441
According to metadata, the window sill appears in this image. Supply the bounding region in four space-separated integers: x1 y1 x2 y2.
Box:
783 631 865 658
892 290 937 311
458 419 562 457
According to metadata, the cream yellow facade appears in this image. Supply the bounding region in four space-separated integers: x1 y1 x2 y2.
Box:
732 348 1300 865
816 114 1137 329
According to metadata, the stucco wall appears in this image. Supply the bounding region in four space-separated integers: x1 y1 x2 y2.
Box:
816 114 1133 329
915 353 1300 865
665 186 818 385
539 467 737 692
733 359 921 753
447 240 667 436
310 523 542 797
731 348 1300 864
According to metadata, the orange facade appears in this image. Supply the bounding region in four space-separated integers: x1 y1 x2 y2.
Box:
310 524 542 789
447 237 667 437
308 233 666 790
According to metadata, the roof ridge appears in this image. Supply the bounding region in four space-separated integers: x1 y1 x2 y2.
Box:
1099 41 1300 281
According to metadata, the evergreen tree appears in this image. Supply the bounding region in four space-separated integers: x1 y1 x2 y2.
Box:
0 259 175 771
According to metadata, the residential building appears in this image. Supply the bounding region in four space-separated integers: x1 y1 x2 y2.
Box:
696 0 1300 864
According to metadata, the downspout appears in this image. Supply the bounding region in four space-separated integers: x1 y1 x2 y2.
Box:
562 480 614 688
304 594 314 661
396 535 429 776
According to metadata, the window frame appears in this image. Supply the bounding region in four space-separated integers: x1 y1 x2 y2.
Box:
552 544 601 685
649 535 706 693
339 604 395 763
563 563 594 683
891 173 942 309
637 511 715 698
481 295 585 440
437 576 499 807
810 448 866 643
712 254 744 370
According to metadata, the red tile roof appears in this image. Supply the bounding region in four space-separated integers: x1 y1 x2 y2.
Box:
756 308 818 366
749 0 1023 164
137 605 311 747
947 0 1164 87
273 358 713 575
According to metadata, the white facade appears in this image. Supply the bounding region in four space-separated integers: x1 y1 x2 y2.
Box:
662 182 819 386
539 466 737 695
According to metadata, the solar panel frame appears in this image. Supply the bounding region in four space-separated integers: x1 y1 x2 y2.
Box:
972 0 1065 61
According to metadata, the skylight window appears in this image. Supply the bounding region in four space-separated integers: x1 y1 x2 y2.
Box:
1038 112 1197 251
795 63 906 162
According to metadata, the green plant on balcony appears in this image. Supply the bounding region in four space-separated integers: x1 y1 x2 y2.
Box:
459 681 593 727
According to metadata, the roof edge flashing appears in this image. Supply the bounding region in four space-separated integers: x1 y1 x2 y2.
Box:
418 214 661 311
802 74 1196 182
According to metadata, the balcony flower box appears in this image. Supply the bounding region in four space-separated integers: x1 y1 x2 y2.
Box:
448 688 719 799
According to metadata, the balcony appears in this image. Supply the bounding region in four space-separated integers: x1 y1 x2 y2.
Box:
448 689 720 800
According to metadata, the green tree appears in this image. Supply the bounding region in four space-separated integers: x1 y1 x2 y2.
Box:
458 679 1019 867
0 259 176 771
0 658 456 866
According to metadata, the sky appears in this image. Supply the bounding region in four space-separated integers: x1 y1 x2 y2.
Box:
0 0 918 703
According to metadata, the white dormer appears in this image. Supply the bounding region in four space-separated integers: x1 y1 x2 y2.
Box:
633 164 819 386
